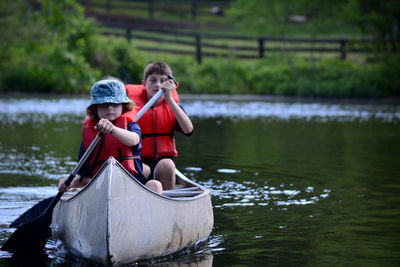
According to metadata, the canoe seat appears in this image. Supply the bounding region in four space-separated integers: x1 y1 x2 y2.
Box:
162 187 202 198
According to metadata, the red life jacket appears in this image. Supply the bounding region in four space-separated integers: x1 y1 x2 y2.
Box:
82 111 139 176
125 84 179 161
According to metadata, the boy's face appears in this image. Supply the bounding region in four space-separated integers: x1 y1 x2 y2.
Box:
96 103 123 121
143 74 169 99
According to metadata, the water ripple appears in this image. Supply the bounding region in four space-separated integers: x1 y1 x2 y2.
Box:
0 186 57 226
0 149 74 180
203 180 331 208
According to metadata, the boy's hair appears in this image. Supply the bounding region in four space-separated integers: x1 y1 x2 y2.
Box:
143 61 172 81
86 102 133 122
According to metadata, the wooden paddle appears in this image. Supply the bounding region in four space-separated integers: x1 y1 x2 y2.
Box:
1 80 172 254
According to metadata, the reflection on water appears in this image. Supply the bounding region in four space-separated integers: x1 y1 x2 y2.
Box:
0 97 399 266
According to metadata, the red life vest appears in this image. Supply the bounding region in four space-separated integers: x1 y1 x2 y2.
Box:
125 84 179 161
82 111 139 176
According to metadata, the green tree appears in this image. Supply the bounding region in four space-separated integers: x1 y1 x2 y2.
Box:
0 1 47 70
0 0 98 93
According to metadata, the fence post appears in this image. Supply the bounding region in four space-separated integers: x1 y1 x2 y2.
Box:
195 34 202 64
126 28 131 42
340 39 348 60
148 0 154 18
258 37 265 58
191 0 197 21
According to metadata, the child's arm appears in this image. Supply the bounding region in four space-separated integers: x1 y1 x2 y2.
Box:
96 118 140 147
163 80 194 134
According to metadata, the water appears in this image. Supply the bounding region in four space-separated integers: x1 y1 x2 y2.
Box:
0 96 399 266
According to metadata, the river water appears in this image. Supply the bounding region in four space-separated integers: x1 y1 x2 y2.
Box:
0 96 399 266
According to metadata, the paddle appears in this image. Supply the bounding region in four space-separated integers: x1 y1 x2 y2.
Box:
1 133 104 254
1 79 172 253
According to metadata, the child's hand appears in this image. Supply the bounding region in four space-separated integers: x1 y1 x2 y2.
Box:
58 178 68 192
58 175 91 192
162 79 175 98
96 118 115 134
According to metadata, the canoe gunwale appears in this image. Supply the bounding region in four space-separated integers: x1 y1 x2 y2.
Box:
59 157 211 203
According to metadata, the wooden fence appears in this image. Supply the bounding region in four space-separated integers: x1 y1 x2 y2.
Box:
99 25 373 64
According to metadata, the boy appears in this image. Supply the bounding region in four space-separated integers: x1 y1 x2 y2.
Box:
125 62 193 190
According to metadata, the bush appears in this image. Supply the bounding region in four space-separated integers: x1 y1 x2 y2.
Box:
1 44 98 93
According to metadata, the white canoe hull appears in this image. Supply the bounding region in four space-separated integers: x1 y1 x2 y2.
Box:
51 157 213 265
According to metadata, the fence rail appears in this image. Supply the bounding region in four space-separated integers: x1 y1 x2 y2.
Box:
100 25 373 64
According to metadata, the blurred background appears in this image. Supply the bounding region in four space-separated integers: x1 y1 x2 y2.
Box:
0 0 399 97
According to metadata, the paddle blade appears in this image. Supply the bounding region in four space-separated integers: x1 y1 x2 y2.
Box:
9 197 55 229
1 213 51 254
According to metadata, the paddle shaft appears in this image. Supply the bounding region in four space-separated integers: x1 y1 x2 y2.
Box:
135 90 163 122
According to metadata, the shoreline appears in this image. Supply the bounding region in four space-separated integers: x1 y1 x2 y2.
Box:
180 94 400 104
1 92 400 104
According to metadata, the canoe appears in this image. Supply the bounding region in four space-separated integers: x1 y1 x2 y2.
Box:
51 157 214 265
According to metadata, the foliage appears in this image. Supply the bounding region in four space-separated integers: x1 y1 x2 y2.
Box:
87 37 145 84
0 0 100 93
0 0 150 93
2 44 98 93
0 0 47 71
180 59 249 94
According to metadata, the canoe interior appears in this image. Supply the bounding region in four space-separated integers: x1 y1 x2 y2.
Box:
61 161 209 201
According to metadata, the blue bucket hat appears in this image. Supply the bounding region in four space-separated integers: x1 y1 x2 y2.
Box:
90 79 132 105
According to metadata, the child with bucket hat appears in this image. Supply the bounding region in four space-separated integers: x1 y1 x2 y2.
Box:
58 79 162 194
